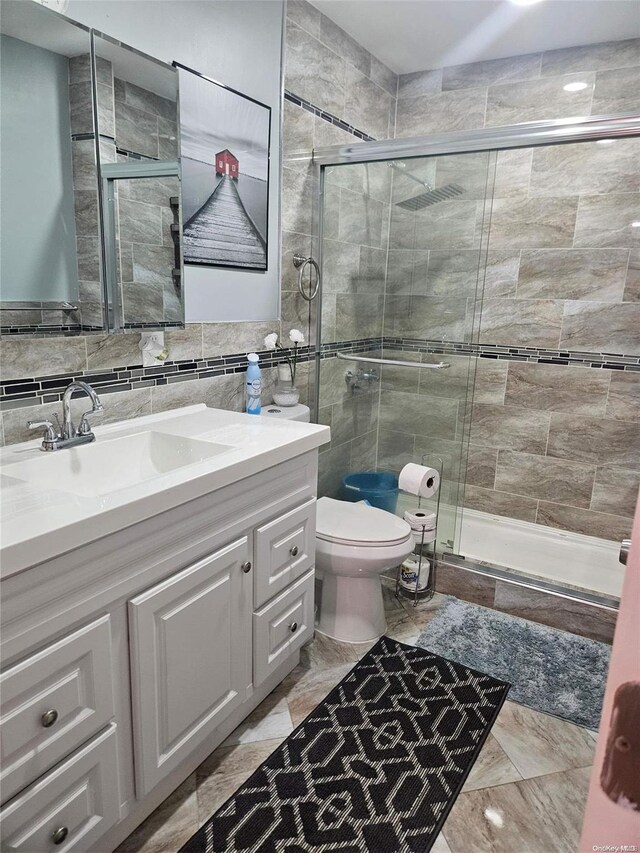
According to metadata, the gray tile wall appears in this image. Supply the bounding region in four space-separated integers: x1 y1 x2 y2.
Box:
282 0 398 491
391 40 640 542
0 320 295 445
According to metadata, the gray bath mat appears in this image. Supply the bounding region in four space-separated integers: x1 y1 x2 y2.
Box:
417 597 610 729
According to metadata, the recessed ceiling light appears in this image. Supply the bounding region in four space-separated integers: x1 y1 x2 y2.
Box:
509 0 544 5
563 81 589 92
596 139 616 145
632 221 640 228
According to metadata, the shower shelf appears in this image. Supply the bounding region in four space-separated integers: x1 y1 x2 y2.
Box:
336 352 450 369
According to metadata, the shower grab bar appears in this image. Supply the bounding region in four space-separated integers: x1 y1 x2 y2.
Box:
337 352 450 369
293 253 320 301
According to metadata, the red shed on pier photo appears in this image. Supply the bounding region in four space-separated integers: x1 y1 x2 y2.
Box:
215 149 238 179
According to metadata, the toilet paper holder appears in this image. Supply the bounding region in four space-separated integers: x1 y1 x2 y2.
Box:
395 453 444 607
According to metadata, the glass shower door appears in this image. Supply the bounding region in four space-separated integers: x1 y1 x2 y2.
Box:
316 149 496 554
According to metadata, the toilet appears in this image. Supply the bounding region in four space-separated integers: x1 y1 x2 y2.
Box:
315 497 414 644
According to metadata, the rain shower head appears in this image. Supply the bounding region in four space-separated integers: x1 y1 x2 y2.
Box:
396 183 465 211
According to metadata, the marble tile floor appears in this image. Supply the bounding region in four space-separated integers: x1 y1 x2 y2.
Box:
116 582 597 853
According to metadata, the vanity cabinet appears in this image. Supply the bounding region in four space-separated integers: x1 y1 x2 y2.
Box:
0 449 319 852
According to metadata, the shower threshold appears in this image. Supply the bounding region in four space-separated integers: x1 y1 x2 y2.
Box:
439 552 619 612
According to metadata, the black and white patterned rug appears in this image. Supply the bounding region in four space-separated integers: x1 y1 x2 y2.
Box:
182 636 509 853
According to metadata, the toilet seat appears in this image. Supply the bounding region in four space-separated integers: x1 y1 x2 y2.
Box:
316 497 411 547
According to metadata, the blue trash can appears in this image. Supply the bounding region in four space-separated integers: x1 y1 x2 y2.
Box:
341 471 399 513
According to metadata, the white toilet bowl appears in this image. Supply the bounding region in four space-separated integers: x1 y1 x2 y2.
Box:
315 497 414 644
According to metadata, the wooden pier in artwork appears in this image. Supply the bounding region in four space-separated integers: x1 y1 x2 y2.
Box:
183 176 266 268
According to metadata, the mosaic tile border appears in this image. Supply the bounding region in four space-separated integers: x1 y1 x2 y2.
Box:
0 325 98 336
2 335 638 412
383 338 640 371
0 344 313 411
284 90 376 142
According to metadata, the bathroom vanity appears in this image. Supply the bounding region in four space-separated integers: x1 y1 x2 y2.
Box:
0 405 329 851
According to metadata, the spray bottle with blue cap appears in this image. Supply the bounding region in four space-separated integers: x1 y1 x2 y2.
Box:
246 353 262 415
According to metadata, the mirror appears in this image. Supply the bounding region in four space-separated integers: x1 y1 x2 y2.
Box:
93 34 184 331
0 4 184 337
0 2 106 335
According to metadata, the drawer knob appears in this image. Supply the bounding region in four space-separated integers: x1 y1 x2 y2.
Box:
241 561 252 573
290 621 298 633
41 709 59 728
289 545 299 558
52 826 69 845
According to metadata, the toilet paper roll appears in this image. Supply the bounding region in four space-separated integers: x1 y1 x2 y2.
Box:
404 508 436 531
412 527 436 545
399 463 440 498
400 556 431 592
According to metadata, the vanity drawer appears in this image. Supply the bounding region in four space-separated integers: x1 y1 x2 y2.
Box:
0 615 114 804
254 498 316 608
0 723 119 852
253 569 314 685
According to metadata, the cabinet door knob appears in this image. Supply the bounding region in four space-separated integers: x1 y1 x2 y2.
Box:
290 621 298 633
241 561 252 573
289 545 299 558
41 709 59 728
52 826 69 845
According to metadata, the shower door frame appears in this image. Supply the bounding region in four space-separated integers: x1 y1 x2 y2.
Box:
308 112 640 605
312 113 640 166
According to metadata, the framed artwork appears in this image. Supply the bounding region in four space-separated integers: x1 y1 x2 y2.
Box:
176 63 271 271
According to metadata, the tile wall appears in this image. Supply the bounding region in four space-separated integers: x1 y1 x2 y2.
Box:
281 0 399 494
392 42 640 541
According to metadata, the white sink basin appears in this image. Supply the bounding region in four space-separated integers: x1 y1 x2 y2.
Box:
4 431 233 497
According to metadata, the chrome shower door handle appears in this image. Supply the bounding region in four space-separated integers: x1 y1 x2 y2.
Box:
293 254 320 301
619 539 631 565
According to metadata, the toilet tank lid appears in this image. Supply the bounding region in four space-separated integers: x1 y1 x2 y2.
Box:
316 497 412 546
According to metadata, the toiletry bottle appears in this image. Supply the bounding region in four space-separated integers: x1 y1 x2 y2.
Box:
246 353 262 415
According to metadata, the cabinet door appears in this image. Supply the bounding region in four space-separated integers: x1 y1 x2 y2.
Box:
128 538 251 796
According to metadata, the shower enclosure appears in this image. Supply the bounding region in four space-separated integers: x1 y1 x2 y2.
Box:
307 114 640 606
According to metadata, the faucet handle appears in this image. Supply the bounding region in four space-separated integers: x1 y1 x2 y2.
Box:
77 406 103 436
27 419 58 441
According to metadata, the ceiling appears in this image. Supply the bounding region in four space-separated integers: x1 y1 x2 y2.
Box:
309 0 640 74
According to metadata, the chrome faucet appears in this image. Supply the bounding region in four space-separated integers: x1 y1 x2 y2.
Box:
27 381 104 451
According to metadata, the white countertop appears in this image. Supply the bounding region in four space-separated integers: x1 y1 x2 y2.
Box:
0 405 330 579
